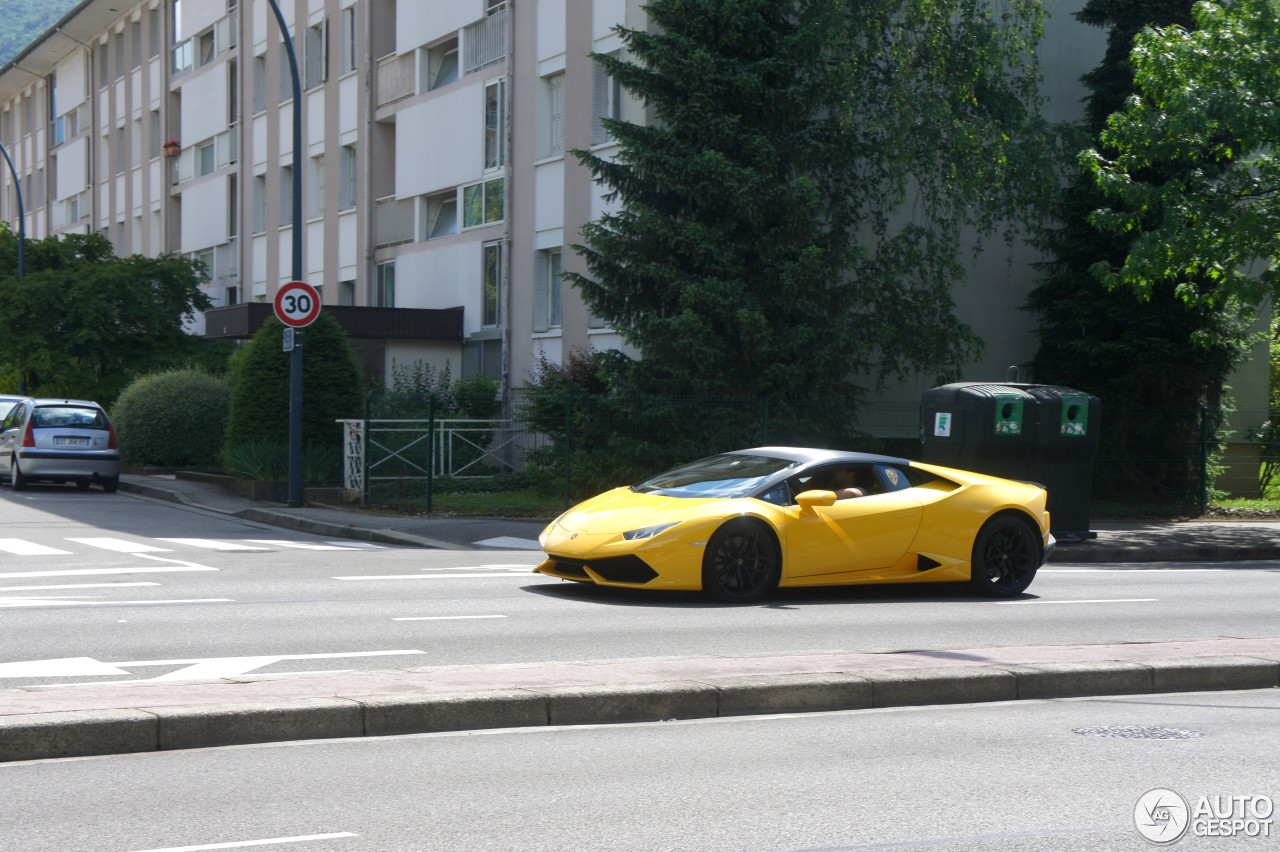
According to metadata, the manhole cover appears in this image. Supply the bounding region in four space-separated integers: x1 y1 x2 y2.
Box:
1072 725 1206 740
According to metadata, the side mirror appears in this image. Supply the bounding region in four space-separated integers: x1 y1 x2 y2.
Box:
796 489 837 513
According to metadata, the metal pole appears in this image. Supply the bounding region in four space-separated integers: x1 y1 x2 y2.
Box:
267 0 306 507
0 141 26 393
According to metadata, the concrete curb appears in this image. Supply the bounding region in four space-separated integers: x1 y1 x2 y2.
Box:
3 658 1276 763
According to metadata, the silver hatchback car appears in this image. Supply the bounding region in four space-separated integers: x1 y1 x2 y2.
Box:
0 398 121 492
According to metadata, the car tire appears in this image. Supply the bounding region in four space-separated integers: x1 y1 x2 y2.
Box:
75 480 90 490
101 476 119 494
969 514 1041 597
701 518 780 604
11 460 28 491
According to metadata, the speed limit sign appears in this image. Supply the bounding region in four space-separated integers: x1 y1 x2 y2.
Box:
274 281 321 328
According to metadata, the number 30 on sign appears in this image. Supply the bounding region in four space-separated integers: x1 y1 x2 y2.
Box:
274 280 322 328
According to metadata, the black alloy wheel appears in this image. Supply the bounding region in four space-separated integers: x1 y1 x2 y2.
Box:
702 518 780 603
969 515 1041 597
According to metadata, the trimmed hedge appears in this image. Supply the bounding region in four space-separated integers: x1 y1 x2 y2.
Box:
112 368 230 467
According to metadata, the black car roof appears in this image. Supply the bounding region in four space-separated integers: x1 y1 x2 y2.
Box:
731 446 911 466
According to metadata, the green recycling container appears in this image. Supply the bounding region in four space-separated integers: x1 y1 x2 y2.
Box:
921 383 1101 540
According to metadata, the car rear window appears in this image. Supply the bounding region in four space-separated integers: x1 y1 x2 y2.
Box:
33 406 108 430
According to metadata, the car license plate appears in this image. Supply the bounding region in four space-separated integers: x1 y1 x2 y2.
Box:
55 437 90 447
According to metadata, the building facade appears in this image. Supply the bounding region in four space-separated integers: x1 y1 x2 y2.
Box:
0 0 1267 428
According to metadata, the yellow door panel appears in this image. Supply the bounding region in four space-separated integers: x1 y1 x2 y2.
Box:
785 491 924 578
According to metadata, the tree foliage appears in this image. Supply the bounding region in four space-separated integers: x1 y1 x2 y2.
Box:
225 313 363 449
1084 0 1280 310
0 0 78 66
0 229 217 405
1028 0 1256 506
569 0 1058 403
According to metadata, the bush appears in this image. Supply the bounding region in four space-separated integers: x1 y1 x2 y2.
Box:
222 440 341 481
111 368 230 468
225 312 363 450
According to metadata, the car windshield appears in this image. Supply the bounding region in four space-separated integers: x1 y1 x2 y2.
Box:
32 406 108 430
632 453 799 498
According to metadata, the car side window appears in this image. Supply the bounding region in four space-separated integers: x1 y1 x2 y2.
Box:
2 405 24 431
875 465 912 492
756 482 792 507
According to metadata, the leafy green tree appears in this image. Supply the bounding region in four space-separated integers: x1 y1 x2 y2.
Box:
225 312 363 449
1028 0 1255 506
569 0 1057 403
0 230 216 405
1084 0 1280 310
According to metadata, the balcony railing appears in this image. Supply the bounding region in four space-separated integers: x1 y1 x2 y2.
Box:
376 53 415 108
375 195 414 248
464 4 507 73
213 238 239 282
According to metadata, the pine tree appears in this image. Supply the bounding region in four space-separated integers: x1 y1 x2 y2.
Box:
569 0 1054 404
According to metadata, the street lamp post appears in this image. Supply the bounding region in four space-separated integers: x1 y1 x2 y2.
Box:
0 140 26 394
267 0 306 508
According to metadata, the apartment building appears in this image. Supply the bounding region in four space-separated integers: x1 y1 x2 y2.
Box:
0 0 1267 422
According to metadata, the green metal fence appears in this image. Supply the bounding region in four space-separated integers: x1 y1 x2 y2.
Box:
344 394 1264 518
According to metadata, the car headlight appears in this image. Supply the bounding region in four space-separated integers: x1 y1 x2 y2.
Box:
623 521 678 541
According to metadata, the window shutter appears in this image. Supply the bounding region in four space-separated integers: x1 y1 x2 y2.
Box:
591 62 609 146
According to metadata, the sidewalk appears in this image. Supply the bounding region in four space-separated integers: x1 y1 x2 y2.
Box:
0 473 1275 763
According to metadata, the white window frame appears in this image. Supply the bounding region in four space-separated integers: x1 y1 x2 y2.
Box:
484 77 505 171
461 177 504 229
305 18 328 90
482 241 503 328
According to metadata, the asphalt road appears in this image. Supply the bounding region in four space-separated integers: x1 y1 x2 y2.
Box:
2 488 1280 690
2 689 1276 851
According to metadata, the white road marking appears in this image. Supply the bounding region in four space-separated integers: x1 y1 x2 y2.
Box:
995 598 1158 605
0 597 231 609
324 541 383 549
65 537 173 553
129 832 359 852
1 651 427 683
473 536 542 550
1042 568 1236 573
246 539 365 551
0 582 159 591
0 566 216 579
334 573 536 580
0 657 131 678
392 615 507 621
156 538 271 551
0 539 71 555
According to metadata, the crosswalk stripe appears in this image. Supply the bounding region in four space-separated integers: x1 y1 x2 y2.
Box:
0 539 71 556
156 538 271 551
65 537 173 554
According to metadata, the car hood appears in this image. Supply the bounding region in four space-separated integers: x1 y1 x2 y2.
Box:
555 487 724 535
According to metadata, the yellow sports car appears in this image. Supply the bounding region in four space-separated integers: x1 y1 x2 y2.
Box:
536 447 1053 602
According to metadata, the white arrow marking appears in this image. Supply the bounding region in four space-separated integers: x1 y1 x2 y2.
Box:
0 657 130 678
0 650 428 682
472 536 542 550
